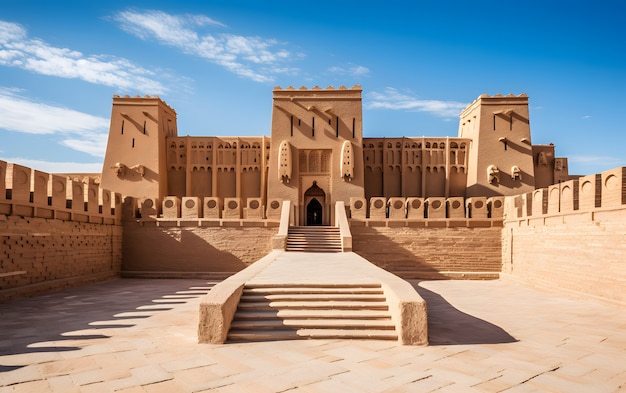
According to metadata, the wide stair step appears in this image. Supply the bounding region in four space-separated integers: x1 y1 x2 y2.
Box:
227 284 398 342
286 226 343 252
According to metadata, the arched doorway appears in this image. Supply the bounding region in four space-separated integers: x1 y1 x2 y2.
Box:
304 181 326 226
306 198 323 226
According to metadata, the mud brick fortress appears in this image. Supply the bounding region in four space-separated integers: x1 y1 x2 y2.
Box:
1 85 625 305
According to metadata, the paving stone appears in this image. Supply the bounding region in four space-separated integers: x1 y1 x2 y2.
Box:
1 278 625 392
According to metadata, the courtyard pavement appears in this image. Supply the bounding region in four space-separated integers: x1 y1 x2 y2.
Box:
0 269 625 392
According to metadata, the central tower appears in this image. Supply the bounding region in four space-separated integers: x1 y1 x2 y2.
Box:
267 85 364 225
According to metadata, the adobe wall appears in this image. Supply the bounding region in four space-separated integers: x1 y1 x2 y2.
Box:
503 167 626 304
0 161 123 301
348 195 504 279
120 196 278 277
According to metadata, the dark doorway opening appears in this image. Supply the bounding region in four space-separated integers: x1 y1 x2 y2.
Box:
306 198 323 226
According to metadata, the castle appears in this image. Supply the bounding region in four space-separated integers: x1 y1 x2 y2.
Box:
100 86 571 226
1 86 624 308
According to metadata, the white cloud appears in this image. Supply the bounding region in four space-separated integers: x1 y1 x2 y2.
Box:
366 87 467 118
0 20 166 93
112 9 298 83
0 88 108 157
328 64 370 77
0 157 102 174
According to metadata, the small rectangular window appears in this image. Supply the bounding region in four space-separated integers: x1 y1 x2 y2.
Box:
121 120 125 134
336 116 339 137
312 117 315 137
143 121 146 134
290 115 293 137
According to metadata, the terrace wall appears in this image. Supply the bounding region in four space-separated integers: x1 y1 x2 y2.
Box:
0 161 123 301
348 196 504 279
502 167 626 303
120 196 280 278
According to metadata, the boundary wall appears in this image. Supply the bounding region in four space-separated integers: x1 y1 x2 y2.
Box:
0 161 123 301
120 196 280 278
502 167 626 303
348 196 504 279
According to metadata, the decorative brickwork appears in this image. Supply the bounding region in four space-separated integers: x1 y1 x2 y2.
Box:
1 161 122 301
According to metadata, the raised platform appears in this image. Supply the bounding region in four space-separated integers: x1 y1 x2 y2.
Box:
198 251 428 345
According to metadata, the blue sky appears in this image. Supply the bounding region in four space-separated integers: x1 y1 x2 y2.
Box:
1 0 624 175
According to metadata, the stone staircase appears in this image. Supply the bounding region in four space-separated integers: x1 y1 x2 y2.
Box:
286 226 343 252
227 284 398 342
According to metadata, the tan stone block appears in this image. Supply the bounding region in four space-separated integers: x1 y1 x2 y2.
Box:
203 197 221 219
140 197 159 218
601 166 626 207
265 199 282 220
388 198 406 219
67 179 85 212
99 189 113 216
162 197 180 219
447 197 465 219
369 197 387 219
466 197 487 219
31 170 49 206
532 188 547 216
182 197 201 219
547 184 561 214
487 196 505 219
349 197 366 220
49 174 68 210
425 197 445 219
578 173 600 211
244 198 263 219
86 183 99 214
406 198 424 219
223 198 242 219
7 163 31 202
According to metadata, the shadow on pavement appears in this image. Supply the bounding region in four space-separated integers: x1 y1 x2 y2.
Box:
414 282 517 345
0 278 216 372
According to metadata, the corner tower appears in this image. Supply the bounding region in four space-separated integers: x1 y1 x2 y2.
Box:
459 94 535 197
101 94 177 199
267 85 364 226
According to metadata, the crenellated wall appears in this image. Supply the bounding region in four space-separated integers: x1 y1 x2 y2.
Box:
0 161 123 301
119 195 280 278
347 196 504 279
502 167 626 303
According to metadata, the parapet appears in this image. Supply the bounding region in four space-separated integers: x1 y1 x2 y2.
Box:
460 93 529 117
349 196 503 228
125 195 281 227
112 93 177 114
503 166 626 224
1 160 122 224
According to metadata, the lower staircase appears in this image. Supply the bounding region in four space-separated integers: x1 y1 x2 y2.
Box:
286 226 342 252
227 284 398 342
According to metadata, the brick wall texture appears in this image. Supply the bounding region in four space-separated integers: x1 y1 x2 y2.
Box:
121 222 275 275
1 215 122 301
351 225 502 279
503 209 626 304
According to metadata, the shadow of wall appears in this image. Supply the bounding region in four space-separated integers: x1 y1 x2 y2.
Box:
122 222 275 275
351 225 502 279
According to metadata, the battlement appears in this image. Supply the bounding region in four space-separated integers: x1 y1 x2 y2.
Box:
274 84 361 91
347 196 503 229
1 160 122 225
460 93 529 117
112 94 177 114
503 166 626 224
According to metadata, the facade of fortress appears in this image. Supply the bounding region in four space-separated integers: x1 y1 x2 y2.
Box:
1 86 624 305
